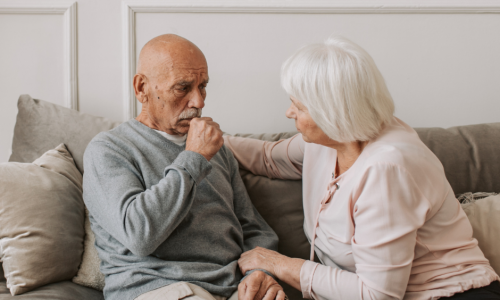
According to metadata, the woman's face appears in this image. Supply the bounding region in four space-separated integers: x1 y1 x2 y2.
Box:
286 96 333 145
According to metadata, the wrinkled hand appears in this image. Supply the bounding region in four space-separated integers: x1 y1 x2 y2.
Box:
186 117 223 161
238 247 287 277
238 271 286 300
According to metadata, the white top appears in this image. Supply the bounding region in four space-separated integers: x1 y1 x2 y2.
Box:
153 130 187 146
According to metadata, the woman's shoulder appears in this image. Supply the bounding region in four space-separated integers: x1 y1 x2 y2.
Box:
362 117 441 170
350 117 452 205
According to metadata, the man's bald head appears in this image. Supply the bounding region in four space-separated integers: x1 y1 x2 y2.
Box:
137 34 206 78
134 34 209 136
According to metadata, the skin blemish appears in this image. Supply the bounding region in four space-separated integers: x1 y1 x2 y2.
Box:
155 85 158 89
158 97 160 99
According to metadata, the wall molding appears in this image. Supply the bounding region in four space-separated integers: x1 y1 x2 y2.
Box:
122 0 500 120
0 0 78 110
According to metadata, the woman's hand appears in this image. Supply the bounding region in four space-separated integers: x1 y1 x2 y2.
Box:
239 247 306 291
238 247 288 277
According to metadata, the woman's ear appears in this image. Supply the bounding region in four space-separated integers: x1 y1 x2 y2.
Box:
133 73 148 104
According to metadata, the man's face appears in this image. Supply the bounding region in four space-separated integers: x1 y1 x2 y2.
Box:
146 52 209 136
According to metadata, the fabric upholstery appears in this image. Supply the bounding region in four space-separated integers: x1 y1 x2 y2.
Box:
461 194 500 276
9 95 120 173
0 144 85 295
72 208 105 291
0 281 104 300
415 124 500 194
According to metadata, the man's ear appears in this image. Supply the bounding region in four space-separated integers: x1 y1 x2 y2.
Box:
133 73 148 104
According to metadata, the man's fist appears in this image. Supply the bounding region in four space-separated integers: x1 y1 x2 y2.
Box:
186 117 224 161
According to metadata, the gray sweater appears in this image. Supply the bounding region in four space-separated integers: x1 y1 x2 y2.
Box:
83 120 278 300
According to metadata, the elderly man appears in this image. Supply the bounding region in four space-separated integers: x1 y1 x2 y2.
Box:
83 34 284 300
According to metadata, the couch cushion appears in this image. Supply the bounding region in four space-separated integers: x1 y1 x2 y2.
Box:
9 95 120 173
0 145 85 295
415 123 500 194
0 281 103 300
234 132 307 258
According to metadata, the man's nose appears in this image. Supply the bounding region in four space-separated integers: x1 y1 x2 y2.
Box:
188 88 205 109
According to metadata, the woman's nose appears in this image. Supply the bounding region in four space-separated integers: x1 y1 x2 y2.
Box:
285 105 295 119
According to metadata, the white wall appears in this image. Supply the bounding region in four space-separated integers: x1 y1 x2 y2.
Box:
1 0 500 163
0 13 65 162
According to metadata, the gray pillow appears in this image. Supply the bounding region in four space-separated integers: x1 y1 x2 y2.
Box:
0 144 85 295
9 95 121 173
415 123 500 194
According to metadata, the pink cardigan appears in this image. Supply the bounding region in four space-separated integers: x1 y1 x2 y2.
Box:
224 117 498 300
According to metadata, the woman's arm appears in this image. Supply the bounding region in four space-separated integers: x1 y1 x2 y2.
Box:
240 163 430 300
238 247 394 300
223 134 304 180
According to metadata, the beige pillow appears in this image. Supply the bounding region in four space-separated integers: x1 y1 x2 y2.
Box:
0 144 85 295
461 194 500 275
72 208 105 291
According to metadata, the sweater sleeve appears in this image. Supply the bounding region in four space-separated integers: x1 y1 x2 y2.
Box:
223 134 304 180
223 145 279 253
300 163 431 300
83 140 212 257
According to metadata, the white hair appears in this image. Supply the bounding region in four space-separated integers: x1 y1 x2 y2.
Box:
281 36 395 143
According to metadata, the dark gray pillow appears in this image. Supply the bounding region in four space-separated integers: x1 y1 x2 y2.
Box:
234 132 307 260
415 123 500 194
9 95 121 173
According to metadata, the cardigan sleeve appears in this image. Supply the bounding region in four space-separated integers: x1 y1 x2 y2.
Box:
223 134 304 180
300 163 432 300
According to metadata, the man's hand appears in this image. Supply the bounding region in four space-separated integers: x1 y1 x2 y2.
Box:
186 117 224 161
238 271 286 300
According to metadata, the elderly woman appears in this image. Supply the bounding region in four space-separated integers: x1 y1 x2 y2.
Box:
225 37 500 300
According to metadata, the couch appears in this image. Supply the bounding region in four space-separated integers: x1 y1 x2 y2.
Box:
1 95 499 300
